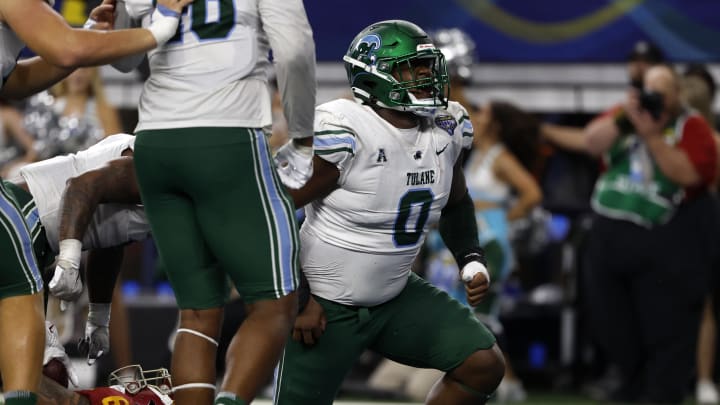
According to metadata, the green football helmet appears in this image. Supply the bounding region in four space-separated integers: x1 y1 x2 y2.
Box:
343 20 450 117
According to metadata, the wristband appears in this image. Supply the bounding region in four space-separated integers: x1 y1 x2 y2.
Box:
58 239 82 268
454 247 487 269
88 303 111 328
147 6 181 46
455 247 490 283
83 18 98 30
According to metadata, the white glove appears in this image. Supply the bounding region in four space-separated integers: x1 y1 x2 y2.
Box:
274 140 313 189
78 303 111 365
461 261 490 284
49 240 83 303
43 321 79 387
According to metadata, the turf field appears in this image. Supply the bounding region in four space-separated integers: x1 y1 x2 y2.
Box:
253 392 700 404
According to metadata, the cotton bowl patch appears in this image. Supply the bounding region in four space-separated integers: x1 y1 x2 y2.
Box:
434 114 457 135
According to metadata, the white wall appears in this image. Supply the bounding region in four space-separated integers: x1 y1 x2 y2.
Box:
102 63 720 114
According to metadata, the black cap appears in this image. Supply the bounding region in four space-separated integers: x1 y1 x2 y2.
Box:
627 40 665 63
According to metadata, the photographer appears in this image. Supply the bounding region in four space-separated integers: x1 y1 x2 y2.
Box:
583 64 718 403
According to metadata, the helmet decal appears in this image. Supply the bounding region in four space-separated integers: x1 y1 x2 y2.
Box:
355 34 382 65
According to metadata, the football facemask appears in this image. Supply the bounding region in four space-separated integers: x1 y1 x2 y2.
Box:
109 365 173 396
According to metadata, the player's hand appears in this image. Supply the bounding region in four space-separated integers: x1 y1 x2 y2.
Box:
292 296 326 346
48 259 83 302
274 139 314 189
87 0 117 30
78 321 110 365
462 261 490 307
44 321 80 387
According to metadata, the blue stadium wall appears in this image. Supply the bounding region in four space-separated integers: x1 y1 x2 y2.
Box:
53 0 720 62
303 0 720 62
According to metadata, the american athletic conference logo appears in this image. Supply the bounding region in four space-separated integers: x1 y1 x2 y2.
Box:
356 34 382 64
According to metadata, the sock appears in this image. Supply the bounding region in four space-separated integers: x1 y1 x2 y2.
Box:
4 391 38 405
214 391 248 405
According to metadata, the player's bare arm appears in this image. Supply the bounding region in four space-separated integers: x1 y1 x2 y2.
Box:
58 154 140 242
494 150 542 221
77 245 124 363
0 0 116 99
0 0 192 99
286 155 340 208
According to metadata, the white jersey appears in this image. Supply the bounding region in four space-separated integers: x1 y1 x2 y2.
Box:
0 22 25 88
19 134 150 253
133 0 316 137
302 99 473 306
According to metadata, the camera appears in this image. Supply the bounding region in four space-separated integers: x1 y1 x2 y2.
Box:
639 90 664 120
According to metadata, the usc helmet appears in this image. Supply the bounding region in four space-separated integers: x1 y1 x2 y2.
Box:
343 20 450 116
108 365 173 405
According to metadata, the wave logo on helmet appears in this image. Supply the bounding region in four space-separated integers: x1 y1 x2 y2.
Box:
355 34 382 65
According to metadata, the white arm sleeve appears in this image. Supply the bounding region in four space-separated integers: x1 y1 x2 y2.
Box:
110 0 146 73
259 0 317 139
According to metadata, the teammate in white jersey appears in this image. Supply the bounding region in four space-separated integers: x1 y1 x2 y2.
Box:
3 134 150 366
111 1 317 404
273 20 504 405
0 1 189 403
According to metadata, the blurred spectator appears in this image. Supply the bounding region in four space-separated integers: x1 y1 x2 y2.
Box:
539 42 666 399
51 67 122 137
682 63 720 405
565 64 717 403
683 64 716 129
0 100 39 178
542 40 665 153
19 68 122 166
626 40 665 90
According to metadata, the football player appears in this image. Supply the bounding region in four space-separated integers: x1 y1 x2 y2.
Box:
111 0 317 404
0 1 190 402
3 134 149 367
273 20 505 405
33 364 173 405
